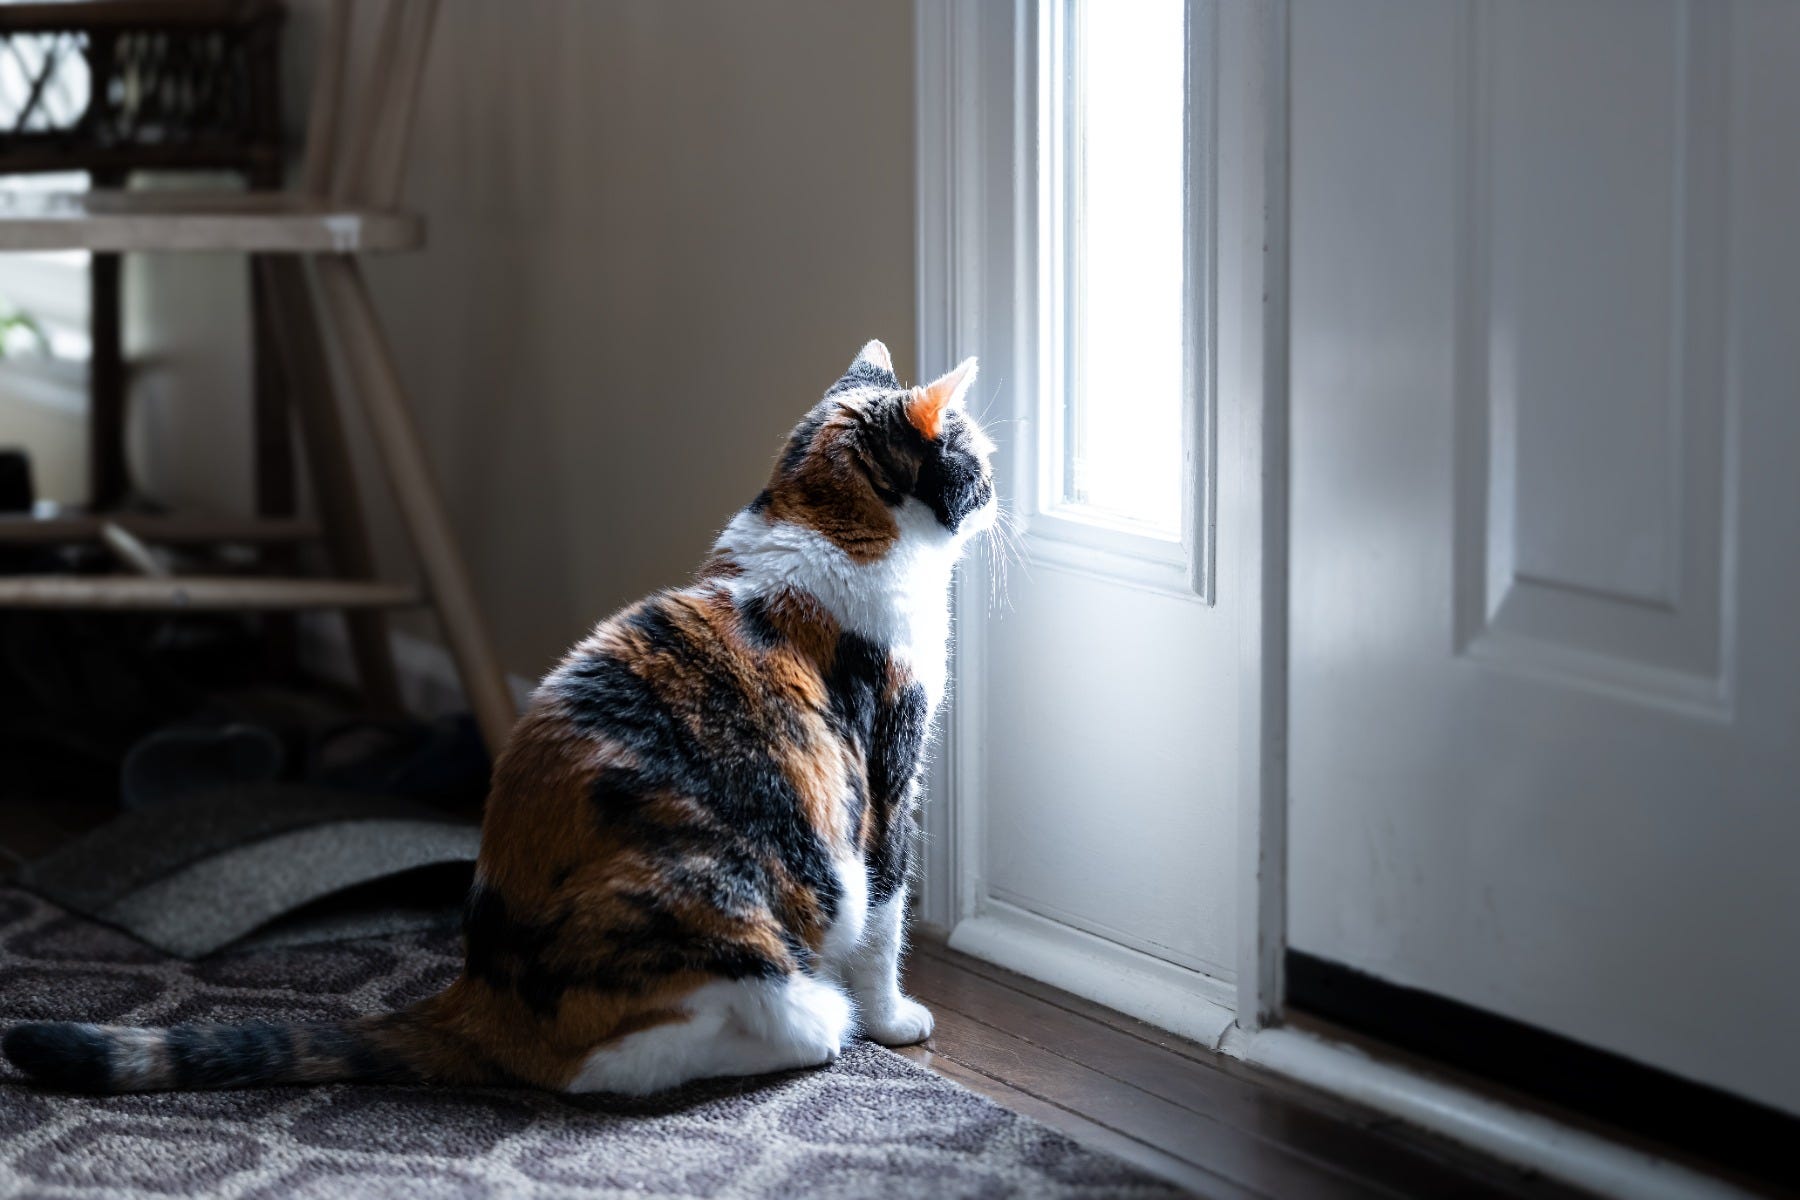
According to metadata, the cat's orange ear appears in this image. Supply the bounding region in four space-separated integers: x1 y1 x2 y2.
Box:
906 357 978 441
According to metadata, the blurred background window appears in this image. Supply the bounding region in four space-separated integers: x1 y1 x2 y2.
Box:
0 8 93 370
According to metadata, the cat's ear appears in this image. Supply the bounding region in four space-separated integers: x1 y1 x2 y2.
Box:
829 339 900 396
906 357 978 441
853 339 894 375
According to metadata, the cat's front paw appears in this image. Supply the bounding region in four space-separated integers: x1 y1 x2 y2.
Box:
860 994 934 1046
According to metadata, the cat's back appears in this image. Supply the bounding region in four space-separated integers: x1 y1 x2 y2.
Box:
477 580 855 901
539 580 836 762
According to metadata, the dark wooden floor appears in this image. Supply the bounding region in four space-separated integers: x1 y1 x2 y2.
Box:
898 938 1591 1200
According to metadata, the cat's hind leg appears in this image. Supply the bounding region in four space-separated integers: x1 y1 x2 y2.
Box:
566 973 851 1096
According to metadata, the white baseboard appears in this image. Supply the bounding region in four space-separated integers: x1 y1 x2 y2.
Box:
1219 1024 1757 1200
296 613 536 718
947 902 1239 1048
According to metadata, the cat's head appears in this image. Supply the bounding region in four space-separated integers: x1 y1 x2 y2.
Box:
754 340 997 562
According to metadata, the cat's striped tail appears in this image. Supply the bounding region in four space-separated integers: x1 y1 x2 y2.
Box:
1 1004 483 1093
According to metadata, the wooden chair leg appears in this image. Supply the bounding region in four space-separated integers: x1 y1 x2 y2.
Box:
88 250 128 511
251 253 300 677
310 255 517 753
255 256 403 715
87 165 129 511
251 259 297 522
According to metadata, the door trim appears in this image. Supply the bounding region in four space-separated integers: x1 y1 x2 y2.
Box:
913 0 990 938
1232 0 1288 1035
913 0 1251 1037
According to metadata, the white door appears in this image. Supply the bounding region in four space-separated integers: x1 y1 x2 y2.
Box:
1287 0 1800 1115
920 0 1267 1041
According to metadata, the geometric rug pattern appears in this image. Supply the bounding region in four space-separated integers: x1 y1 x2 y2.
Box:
0 888 1190 1198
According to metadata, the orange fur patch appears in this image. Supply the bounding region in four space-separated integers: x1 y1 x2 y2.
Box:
905 385 948 441
763 417 900 562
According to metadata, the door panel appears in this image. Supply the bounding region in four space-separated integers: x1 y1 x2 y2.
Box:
1289 0 1800 1116
1461 0 1729 704
985 567 1239 976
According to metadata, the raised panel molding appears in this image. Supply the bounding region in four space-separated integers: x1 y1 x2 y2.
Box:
1453 0 1735 717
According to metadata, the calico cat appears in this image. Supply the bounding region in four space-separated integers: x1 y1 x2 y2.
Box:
3 340 995 1096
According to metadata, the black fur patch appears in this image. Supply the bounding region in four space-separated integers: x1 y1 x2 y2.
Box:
913 415 992 533
817 631 929 903
777 408 829 477
2 1022 114 1092
823 632 886 751
867 682 929 904
464 884 573 1015
736 593 783 649
167 1021 296 1088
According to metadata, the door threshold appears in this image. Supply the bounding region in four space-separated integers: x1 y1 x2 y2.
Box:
1219 1019 1766 1200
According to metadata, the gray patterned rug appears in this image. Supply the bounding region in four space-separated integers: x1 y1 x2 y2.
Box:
0 888 1189 1199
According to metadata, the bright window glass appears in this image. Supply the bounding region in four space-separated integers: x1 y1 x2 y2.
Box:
0 174 92 362
0 32 89 133
1054 0 1186 538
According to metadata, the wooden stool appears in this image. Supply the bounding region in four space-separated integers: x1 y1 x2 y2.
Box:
0 0 519 754
0 0 300 679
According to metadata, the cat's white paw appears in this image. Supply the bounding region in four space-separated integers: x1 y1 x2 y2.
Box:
860 994 934 1046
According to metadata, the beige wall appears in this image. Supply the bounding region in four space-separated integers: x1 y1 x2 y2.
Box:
131 0 917 680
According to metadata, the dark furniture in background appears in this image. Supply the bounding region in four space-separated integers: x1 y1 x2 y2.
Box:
0 3 515 956
0 0 290 516
0 0 518 751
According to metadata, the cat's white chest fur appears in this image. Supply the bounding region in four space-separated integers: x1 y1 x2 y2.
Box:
714 498 967 710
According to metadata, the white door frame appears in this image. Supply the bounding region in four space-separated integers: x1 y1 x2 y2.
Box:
913 0 1282 1027
914 0 1253 1048
913 4 1746 1195
1230 0 1288 1036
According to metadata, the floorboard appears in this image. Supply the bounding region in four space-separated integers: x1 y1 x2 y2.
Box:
894 1044 1257 1199
904 939 1593 1200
